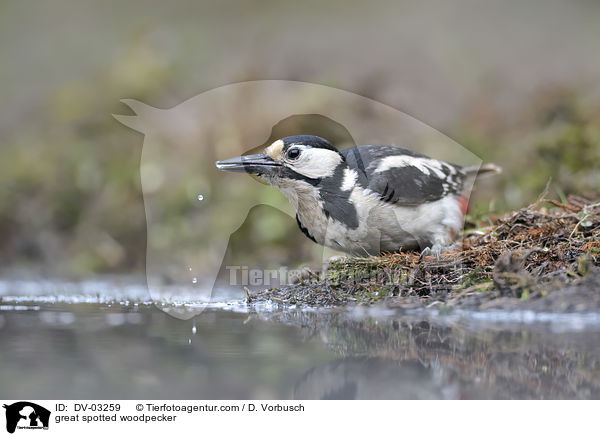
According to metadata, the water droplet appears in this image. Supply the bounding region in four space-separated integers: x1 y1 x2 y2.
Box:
192 277 198 284
188 267 192 272
188 338 192 345
192 325 197 335
197 194 204 201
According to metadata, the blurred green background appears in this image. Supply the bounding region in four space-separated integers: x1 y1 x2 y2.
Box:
1 0 599 277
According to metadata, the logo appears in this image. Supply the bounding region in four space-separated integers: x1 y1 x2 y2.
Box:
2 402 50 434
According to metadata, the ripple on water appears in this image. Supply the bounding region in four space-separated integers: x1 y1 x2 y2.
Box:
3 280 600 333
0 305 40 311
0 279 245 310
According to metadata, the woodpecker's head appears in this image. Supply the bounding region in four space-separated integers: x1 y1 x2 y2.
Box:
216 135 345 187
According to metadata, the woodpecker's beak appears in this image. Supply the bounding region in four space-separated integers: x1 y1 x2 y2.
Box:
216 153 282 175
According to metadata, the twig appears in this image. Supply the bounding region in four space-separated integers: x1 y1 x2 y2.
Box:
541 198 581 212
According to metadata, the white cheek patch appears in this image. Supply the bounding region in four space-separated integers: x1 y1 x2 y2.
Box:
341 168 358 191
292 148 342 179
375 155 447 178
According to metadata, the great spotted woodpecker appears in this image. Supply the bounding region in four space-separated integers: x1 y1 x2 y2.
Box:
216 135 500 257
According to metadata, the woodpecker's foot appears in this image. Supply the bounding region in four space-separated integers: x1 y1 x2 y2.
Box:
419 246 441 261
419 240 463 260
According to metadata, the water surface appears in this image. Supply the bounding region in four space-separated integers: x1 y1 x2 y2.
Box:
1 279 599 399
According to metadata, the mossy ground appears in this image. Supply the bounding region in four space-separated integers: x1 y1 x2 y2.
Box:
250 193 600 311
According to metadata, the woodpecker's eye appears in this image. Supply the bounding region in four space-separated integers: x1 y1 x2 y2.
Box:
287 148 301 160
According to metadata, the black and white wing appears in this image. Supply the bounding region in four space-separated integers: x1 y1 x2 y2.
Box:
342 145 466 206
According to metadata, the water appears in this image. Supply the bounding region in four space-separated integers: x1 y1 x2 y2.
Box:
1 279 599 399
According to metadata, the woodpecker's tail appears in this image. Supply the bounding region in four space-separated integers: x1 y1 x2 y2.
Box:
464 163 502 177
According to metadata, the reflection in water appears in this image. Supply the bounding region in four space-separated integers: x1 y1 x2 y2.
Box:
0 304 333 399
1 297 599 399
295 358 462 400
281 310 600 399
